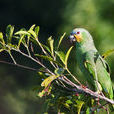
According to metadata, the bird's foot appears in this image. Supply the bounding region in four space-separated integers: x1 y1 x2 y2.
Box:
81 84 87 89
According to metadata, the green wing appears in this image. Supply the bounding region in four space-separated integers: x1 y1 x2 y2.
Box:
98 56 113 99
84 60 102 92
99 56 110 74
84 51 113 99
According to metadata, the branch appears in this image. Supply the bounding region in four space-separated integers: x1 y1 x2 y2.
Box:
15 49 55 75
36 38 57 69
58 76 114 105
0 60 37 71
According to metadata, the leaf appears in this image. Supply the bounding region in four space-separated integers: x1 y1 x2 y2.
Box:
35 54 54 61
17 34 27 48
41 75 58 88
0 32 3 39
8 44 18 49
55 51 65 64
75 100 84 114
0 42 4 49
35 26 40 36
65 46 73 67
29 24 36 30
15 31 31 48
63 103 70 109
22 37 27 46
66 100 73 104
38 90 45 98
48 36 54 56
86 107 90 114
28 29 37 38
0 32 5 44
102 49 114 59
57 33 66 49
6 25 14 43
37 71 46 79
15 31 30 36
35 54 63 67
0 49 4 53
41 44 51 53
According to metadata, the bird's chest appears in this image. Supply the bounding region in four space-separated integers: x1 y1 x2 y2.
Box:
75 49 94 75
76 51 87 72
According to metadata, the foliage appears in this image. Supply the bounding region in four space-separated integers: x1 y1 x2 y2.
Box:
0 25 114 114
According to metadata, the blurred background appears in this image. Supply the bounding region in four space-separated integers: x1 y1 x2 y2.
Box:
0 0 114 113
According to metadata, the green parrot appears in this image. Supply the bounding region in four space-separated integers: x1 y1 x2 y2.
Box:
69 28 113 99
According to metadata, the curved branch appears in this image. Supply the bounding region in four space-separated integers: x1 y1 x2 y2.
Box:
58 76 114 105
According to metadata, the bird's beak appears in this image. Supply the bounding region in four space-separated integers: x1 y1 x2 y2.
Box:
74 34 82 42
69 34 82 43
69 35 76 43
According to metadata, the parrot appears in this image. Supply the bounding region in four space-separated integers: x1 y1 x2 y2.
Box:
68 28 113 100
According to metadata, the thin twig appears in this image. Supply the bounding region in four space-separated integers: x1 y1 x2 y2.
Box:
26 45 31 56
8 52 17 64
66 68 82 86
16 49 55 75
0 60 37 71
91 102 109 112
36 38 57 69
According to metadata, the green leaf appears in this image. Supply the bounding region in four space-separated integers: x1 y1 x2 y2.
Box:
65 46 73 67
35 54 63 67
55 46 73 67
86 107 90 114
57 33 66 49
28 29 37 38
29 24 36 30
63 103 70 109
6 25 14 43
0 49 4 52
35 54 54 61
17 35 25 48
41 75 58 87
15 31 31 48
0 32 3 39
37 71 46 79
75 100 84 114
22 37 27 46
102 49 114 59
38 90 45 98
55 51 65 64
0 32 5 44
15 31 30 36
41 44 51 53
48 37 54 56
35 26 40 36
0 42 4 49
66 100 73 104
8 43 18 49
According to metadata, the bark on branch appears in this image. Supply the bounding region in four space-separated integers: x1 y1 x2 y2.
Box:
58 76 114 105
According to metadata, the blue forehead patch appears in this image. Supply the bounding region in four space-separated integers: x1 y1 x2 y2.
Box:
70 31 76 35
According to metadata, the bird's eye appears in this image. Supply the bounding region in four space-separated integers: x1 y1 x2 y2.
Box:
76 31 80 34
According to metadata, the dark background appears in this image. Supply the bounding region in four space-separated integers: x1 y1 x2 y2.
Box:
0 0 114 113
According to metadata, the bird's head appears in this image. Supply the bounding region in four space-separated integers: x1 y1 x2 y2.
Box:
69 28 93 45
